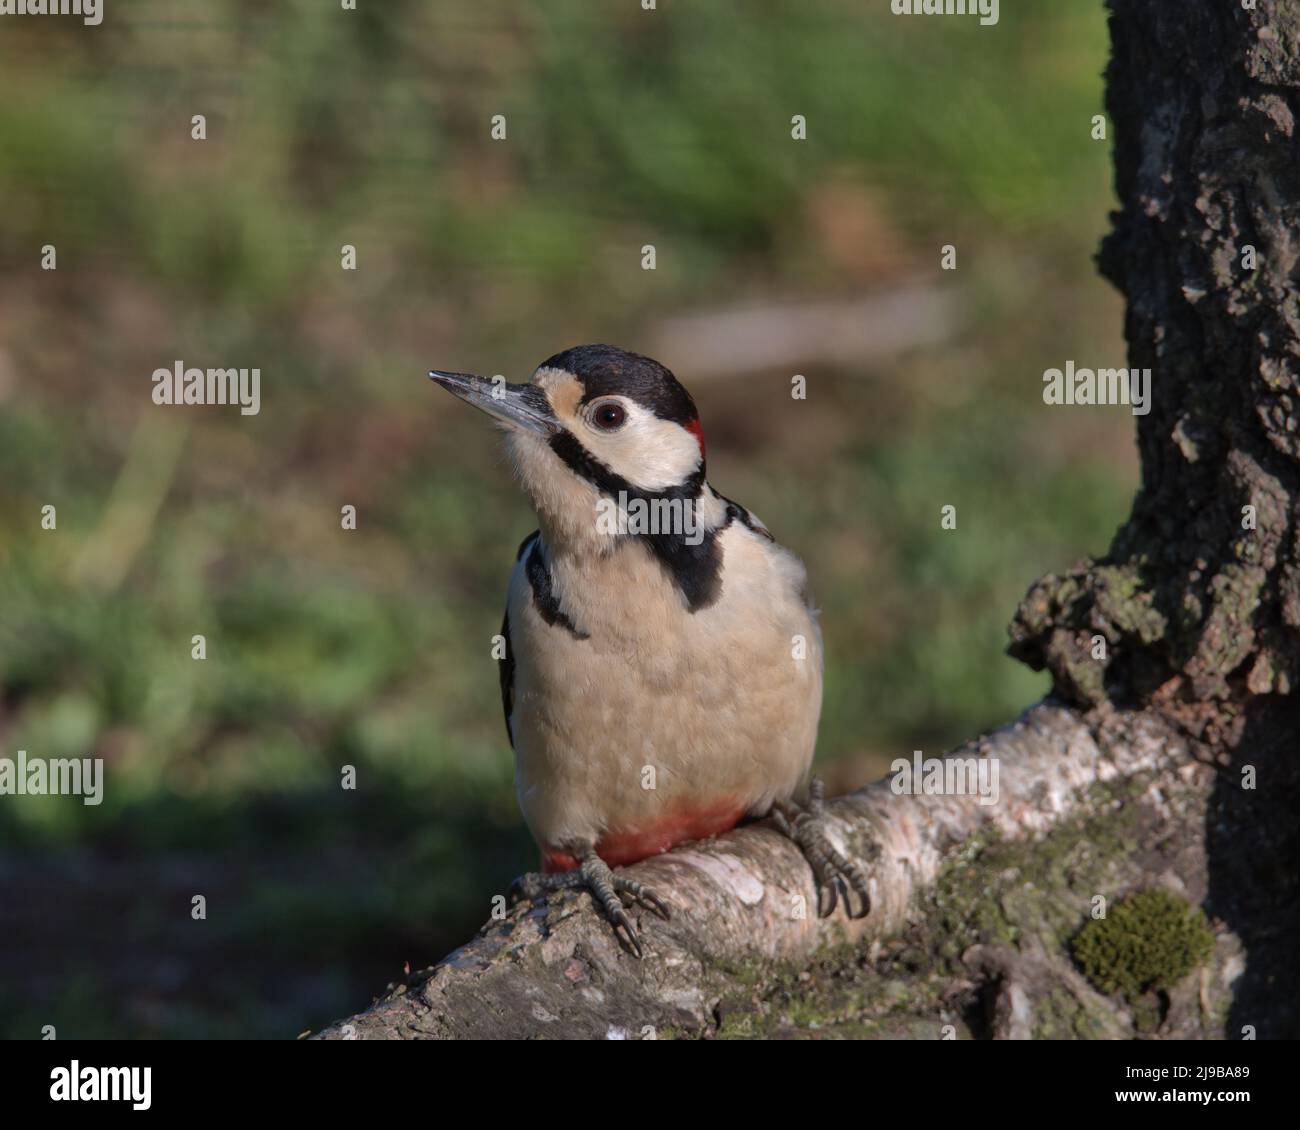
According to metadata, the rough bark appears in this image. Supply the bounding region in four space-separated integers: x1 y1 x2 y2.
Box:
1006 0 1300 1039
1011 0 1300 714
318 0 1300 1039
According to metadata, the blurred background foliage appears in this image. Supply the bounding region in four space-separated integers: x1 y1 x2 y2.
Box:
0 0 1131 1037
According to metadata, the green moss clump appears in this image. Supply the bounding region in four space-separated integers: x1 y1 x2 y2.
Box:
1071 889 1214 1001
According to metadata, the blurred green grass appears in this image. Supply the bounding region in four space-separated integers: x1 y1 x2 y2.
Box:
0 0 1132 1037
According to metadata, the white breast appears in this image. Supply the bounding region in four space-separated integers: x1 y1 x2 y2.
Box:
505 518 823 853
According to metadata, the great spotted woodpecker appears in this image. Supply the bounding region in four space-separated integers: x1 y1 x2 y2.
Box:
429 345 869 955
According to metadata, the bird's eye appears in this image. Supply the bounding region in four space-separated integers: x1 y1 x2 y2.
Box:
592 402 627 430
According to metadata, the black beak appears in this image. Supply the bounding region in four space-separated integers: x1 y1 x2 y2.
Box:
427 370 559 437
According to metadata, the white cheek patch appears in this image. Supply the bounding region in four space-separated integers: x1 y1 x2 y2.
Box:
581 404 702 491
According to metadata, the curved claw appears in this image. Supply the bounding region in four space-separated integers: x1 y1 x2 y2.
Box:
640 890 672 920
817 878 838 918
773 779 873 921
508 851 670 956
841 860 872 918
615 878 672 920
609 906 643 958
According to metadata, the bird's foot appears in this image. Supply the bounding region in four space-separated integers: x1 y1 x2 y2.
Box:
772 777 871 919
509 849 671 958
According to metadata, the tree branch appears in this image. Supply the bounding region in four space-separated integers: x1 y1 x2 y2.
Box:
314 701 1183 1039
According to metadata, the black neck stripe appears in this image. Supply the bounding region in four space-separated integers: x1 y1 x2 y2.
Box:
548 430 727 612
525 536 589 639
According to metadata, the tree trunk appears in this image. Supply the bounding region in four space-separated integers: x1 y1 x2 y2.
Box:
1008 0 1300 1037
317 0 1300 1039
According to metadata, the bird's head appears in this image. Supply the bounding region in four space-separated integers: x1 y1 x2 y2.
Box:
429 345 709 544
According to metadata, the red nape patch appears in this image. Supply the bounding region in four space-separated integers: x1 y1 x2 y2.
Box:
684 417 706 459
541 797 747 873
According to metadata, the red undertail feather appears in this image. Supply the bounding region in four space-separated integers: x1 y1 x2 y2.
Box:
541 797 746 873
